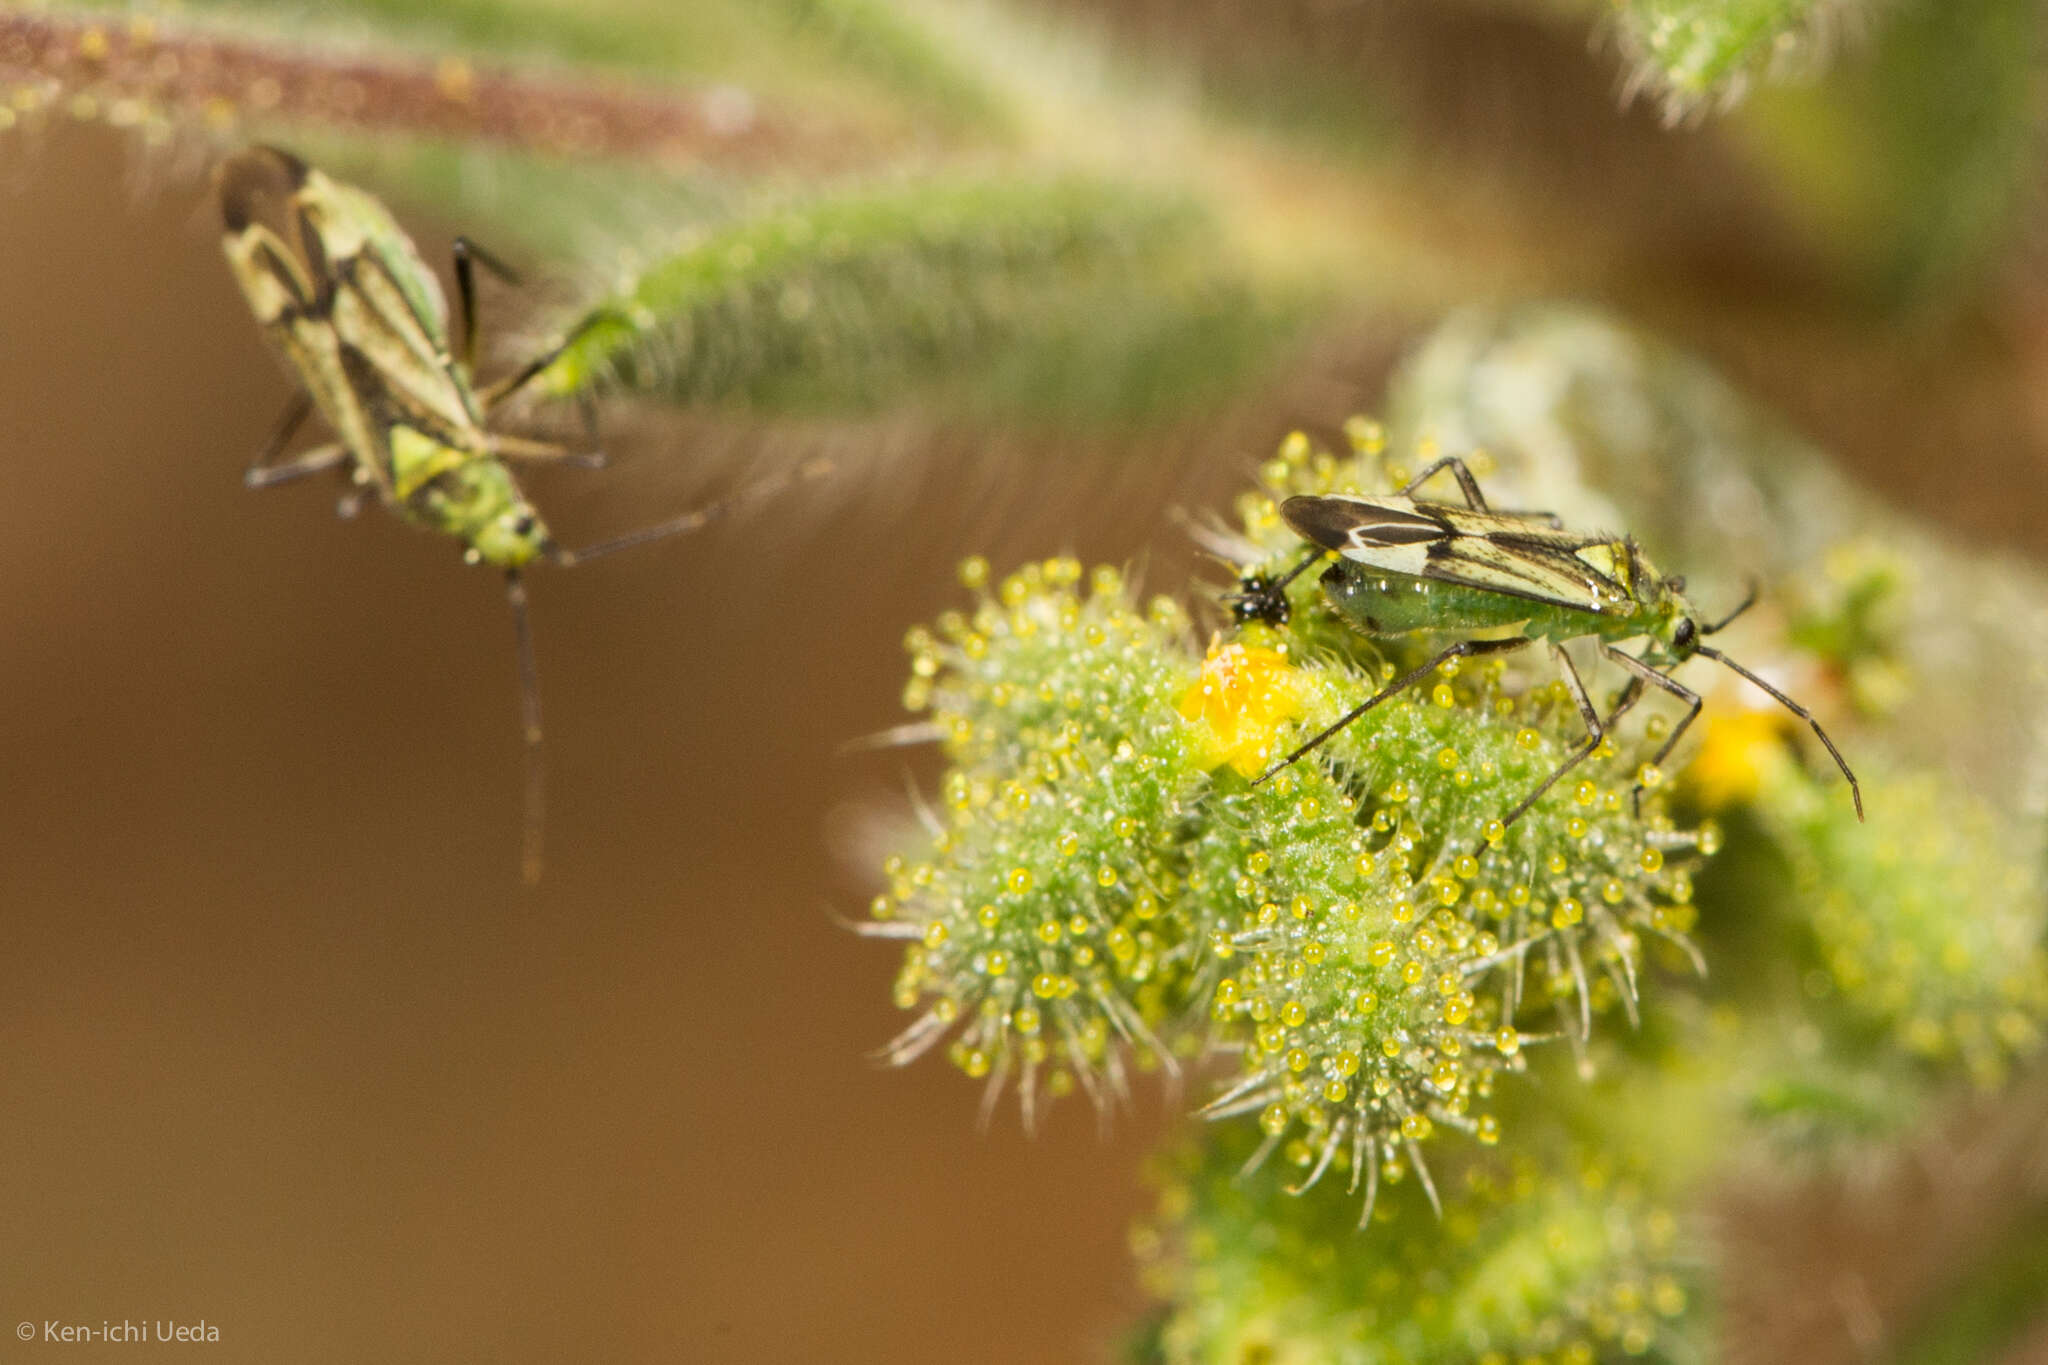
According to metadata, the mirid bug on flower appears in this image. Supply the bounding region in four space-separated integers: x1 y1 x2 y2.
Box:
1246 456 1862 826
217 145 826 883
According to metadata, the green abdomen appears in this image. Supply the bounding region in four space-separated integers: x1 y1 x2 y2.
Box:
1321 565 1535 636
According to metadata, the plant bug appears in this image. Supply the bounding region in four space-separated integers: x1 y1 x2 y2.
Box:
1248 456 1862 826
217 144 826 884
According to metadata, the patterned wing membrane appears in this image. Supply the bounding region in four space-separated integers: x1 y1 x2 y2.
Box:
1282 494 1630 615
1423 531 1632 615
216 146 321 325
1282 494 1449 551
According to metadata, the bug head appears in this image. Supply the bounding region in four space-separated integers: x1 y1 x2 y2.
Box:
1662 612 1702 661
1642 568 1706 664
1228 571 1292 628
465 504 555 571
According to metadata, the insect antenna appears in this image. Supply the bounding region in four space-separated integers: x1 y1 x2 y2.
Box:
1227 546 1324 626
505 571 547 886
1694 645 1864 819
1700 578 1760 635
550 458 834 567
1260 546 1327 597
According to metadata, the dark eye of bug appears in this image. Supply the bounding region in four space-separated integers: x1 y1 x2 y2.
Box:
512 513 536 537
1673 616 1697 650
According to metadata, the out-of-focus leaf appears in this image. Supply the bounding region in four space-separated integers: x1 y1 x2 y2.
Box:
1736 0 2044 306
1614 0 1858 119
531 178 1305 423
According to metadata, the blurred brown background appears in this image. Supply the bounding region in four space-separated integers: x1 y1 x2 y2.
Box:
0 121 1304 1364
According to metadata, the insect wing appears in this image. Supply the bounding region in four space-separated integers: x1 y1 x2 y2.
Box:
218 147 396 498
1283 494 1633 616
293 171 486 441
217 146 328 341
1426 528 1637 615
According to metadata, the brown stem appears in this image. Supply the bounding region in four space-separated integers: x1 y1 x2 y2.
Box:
0 8 886 170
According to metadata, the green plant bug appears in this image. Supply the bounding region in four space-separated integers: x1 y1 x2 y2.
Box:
216 144 826 884
1247 456 1862 826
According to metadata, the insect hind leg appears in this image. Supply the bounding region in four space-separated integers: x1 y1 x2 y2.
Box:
1256 635 1532 785
1399 456 1491 509
1397 455 1561 525
1497 644 1617 827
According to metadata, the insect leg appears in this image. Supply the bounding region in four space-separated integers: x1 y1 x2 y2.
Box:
505 570 547 886
1398 454 1560 525
1696 645 1863 819
1400 456 1492 509
1602 646 1699 814
451 235 523 377
477 307 616 412
486 432 607 470
1497 643 1616 827
551 458 835 567
245 443 347 490
1255 635 1532 784
243 391 313 480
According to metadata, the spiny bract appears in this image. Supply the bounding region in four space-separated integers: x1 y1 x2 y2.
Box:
1761 757 2048 1089
1135 1123 1697 1365
866 424 1712 1184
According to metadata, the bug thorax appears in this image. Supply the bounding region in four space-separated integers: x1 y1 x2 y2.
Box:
1599 538 1697 662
